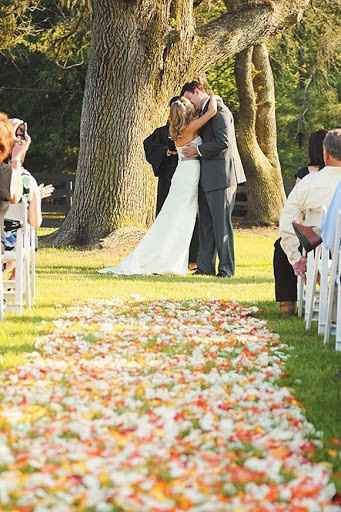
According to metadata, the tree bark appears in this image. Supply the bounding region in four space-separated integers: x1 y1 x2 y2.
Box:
235 43 286 224
53 0 309 246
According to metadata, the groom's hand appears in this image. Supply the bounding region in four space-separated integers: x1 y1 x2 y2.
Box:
182 146 199 158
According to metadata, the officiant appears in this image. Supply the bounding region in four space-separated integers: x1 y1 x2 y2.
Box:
143 96 199 266
144 96 179 217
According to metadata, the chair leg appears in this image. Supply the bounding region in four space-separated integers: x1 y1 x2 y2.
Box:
297 276 304 318
30 251 36 303
318 248 329 335
0 257 4 320
305 248 320 331
15 232 24 315
336 277 341 352
25 255 32 309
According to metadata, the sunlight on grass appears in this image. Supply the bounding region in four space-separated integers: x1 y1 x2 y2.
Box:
0 228 341 489
0 231 276 368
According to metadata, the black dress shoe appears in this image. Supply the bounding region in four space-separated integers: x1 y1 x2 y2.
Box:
193 269 212 276
216 271 232 278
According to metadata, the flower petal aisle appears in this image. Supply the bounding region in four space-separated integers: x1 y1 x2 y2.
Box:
0 298 338 511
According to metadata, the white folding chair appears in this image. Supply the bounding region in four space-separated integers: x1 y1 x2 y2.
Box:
3 201 32 314
302 207 328 332
0 249 4 320
297 248 306 318
304 245 331 334
323 210 341 350
29 226 36 302
304 247 321 330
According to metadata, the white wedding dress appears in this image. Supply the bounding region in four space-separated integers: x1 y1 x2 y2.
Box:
98 136 201 276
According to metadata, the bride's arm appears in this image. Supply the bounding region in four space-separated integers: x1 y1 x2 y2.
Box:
186 95 217 134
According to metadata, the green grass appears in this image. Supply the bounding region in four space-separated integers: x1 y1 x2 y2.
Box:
0 228 341 489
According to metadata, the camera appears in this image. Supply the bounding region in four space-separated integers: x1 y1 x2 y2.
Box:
15 122 27 144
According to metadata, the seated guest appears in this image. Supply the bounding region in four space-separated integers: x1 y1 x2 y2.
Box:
294 129 328 183
3 119 54 277
279 129 341 284
144 97 199 267
0 113 24 250
274 129 328 315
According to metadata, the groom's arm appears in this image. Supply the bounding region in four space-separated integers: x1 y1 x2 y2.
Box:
198 107 230 159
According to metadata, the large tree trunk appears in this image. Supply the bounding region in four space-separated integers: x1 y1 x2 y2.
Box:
235 43 286 224
53 0 197 245
53 0 309 246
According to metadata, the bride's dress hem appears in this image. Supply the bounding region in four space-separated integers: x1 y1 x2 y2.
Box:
98 137 201 277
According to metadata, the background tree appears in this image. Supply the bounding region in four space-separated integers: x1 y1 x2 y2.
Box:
235 43 285 224
272 0 341 179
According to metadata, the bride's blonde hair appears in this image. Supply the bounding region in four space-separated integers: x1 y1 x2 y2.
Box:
169 97 196 140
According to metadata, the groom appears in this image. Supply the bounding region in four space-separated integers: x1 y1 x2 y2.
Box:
181 81 246 277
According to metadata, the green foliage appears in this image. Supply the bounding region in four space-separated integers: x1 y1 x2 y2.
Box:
0 0 88 179
271 1 341 183
0 1 40 54
207 60 239 113
206 0 341 186
0 0 339 189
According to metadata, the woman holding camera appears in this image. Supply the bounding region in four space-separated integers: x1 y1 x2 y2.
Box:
0 112 25 250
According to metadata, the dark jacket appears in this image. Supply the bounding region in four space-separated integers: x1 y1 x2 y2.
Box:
198 98 246 192
143 124 178 180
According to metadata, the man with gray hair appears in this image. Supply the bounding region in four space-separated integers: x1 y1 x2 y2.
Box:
279 128 341 278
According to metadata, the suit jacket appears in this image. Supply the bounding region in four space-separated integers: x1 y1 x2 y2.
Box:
198 98 246 192
143 124 178 180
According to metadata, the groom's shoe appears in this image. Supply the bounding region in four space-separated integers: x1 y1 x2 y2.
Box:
216 271 232 278
193 269 213 276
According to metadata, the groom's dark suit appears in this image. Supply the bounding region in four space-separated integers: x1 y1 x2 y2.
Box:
197 98 246 276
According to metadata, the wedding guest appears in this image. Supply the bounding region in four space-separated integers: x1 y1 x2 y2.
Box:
144 97 199 267
279 128 341 287
3 119 54 278
274 129 328 315
0 113 24 250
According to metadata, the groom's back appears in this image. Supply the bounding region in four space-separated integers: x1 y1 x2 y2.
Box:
199 99 245 191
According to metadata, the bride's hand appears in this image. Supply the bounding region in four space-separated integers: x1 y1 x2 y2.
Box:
207 95 218 116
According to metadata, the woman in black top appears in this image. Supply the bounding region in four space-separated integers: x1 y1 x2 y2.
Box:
273 129 328 316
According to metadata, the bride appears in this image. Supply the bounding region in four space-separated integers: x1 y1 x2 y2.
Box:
99 95 217 276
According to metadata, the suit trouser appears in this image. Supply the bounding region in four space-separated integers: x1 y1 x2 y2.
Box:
197 185 237 275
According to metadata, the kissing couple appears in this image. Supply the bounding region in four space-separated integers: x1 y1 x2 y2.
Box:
99 81 246 278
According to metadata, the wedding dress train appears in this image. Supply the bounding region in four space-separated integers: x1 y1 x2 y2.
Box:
98 136 201 275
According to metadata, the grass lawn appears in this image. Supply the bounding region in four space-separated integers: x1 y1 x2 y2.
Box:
1 227 341 490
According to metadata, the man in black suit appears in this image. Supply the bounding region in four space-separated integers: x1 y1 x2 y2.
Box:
181 81 246 277
143 97 179 217
143 96 199 266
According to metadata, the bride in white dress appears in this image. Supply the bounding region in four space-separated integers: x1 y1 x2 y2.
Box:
99 95 217 276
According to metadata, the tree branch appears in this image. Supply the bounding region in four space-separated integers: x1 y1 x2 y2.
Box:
194 0 310 71
235 47 256 135
252 43 279 166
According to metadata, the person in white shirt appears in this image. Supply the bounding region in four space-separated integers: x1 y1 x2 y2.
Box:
279 128 341 280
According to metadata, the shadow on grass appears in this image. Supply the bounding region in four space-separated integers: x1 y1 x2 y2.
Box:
38 266 274 286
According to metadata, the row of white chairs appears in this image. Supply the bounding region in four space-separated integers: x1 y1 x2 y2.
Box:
0 201 36 319
298 210 341 351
